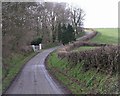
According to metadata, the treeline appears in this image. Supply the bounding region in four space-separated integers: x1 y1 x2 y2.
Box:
2 2 85 57
2 2 85 77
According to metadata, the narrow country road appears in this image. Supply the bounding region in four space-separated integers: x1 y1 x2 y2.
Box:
5 47 64 94
4 30 96 94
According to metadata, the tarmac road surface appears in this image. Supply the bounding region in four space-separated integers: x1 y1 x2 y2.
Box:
5 47 64 94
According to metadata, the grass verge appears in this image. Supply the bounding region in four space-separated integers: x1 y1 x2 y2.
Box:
73 46 98 52
2 52 38 93
46 52 118 94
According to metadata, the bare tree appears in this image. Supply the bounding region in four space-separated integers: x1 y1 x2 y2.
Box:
70 7 85 35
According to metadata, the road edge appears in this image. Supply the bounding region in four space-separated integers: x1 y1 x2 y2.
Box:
2 52 39 95
44 50 73 94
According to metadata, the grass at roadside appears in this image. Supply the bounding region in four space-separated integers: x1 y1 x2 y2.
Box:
2 52 37 93
91 28 118 44
47 52 118 94
73 46 98 52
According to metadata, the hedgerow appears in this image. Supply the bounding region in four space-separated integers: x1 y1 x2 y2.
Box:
57 29 118 74
58 45 119 74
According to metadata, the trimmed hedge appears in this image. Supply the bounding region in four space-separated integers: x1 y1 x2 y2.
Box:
58 41 107 54
58 45 119 74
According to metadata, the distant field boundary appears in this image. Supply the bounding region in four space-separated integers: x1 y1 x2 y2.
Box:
57 28 110 57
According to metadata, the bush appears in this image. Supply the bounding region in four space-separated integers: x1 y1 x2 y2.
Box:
31 37 42 45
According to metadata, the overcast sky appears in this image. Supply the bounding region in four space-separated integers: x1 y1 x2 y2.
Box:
38 0 119 28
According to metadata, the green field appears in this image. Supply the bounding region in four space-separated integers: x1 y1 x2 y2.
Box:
73 28 118 52
91 28 118 44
